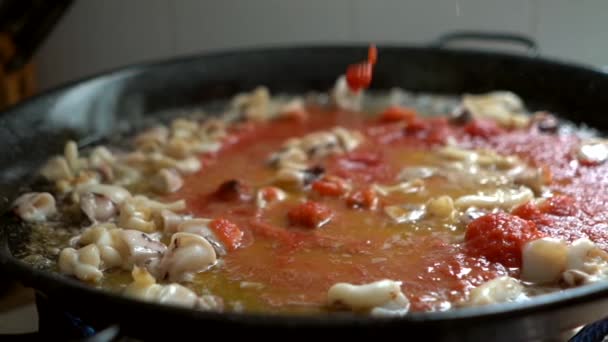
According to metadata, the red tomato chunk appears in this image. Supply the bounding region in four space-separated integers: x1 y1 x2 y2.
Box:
465 212 544 268
209 218 244 251
288 201 333 228
312 177 348 197
346 188 378 210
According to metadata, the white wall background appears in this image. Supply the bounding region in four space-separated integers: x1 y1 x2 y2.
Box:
35 0 608 90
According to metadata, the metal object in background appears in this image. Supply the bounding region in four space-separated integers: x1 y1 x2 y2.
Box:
0 0 72 108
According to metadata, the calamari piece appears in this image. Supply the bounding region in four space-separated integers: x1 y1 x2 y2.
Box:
158 232 217 282
521 237 568 284
576 139 608 164
174 156 202 174
425 196 455 219
134 126 169 151
331 75 362 111
462 91 529 128
454 186 534 210
132 196 186 212
151 168 183 194
562 239 608 286
64 140 81 172
80 193 117 222
255 186 287 209
373 180 423 196
156 209 188 234
566 238 598 271
327 279 410 317
231 86 271 121
119 196 185 233
176 219 226 255
269 127 362 167
467 276 526 306
13 192 56 222
78 224 166 271
397 166 436 181
384 205 426 224
120 230 166 270
58 244 103 282
118 200 156 233
124 267 223 311
78 224 123 269
278 98 307 120
40 156 73 181
88 146 115 168
76 184 132 205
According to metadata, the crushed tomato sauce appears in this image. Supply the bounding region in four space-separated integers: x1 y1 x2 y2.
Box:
167 106 608 312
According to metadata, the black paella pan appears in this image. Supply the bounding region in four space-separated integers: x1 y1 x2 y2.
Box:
2 32 608 341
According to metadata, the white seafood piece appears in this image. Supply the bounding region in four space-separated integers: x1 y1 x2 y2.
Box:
164 137 222 160
164 138 200 159
384 205 426 224
118 200 156 233
327 280 410 317
150 168 183 194
562 239 608 286
269 126 362 167
270 148 307 168
255 186 287 209
112 163 142 186
425 195 455 219
331 75 362 111
64 140 81 172
120 230 166 270
124 267 223 311
278 98 306 119
88 146 115 168
156 209 188 234
231 86 271 121
76 184 132 205
78 224 123 269
397 166 436 181
521 238 568 284
13 192 57 222
462 91 529 128
40 156 73 181
454 186 534 210
373 179 423 196
119 196 185 233
174 156 202 174
274 166 307 186
333 127 362 152
58 244 103 282
134 126 169 151
437 146 520 169
171 118 199 138
80 193 117 222
132 195 186 212
199 119 227 140
176 219 226 255
436 145 480 163
158 232 217 282
576 139 608 165
566 238 598 271
78 224 166 271
120 201 150 230
467 276 527 306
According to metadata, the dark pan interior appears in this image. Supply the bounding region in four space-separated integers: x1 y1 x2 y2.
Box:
2 45 608 341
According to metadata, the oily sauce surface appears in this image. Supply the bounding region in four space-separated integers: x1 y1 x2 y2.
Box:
163 107 608 313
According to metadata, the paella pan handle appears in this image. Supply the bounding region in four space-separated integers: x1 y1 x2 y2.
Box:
433 31 539 56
